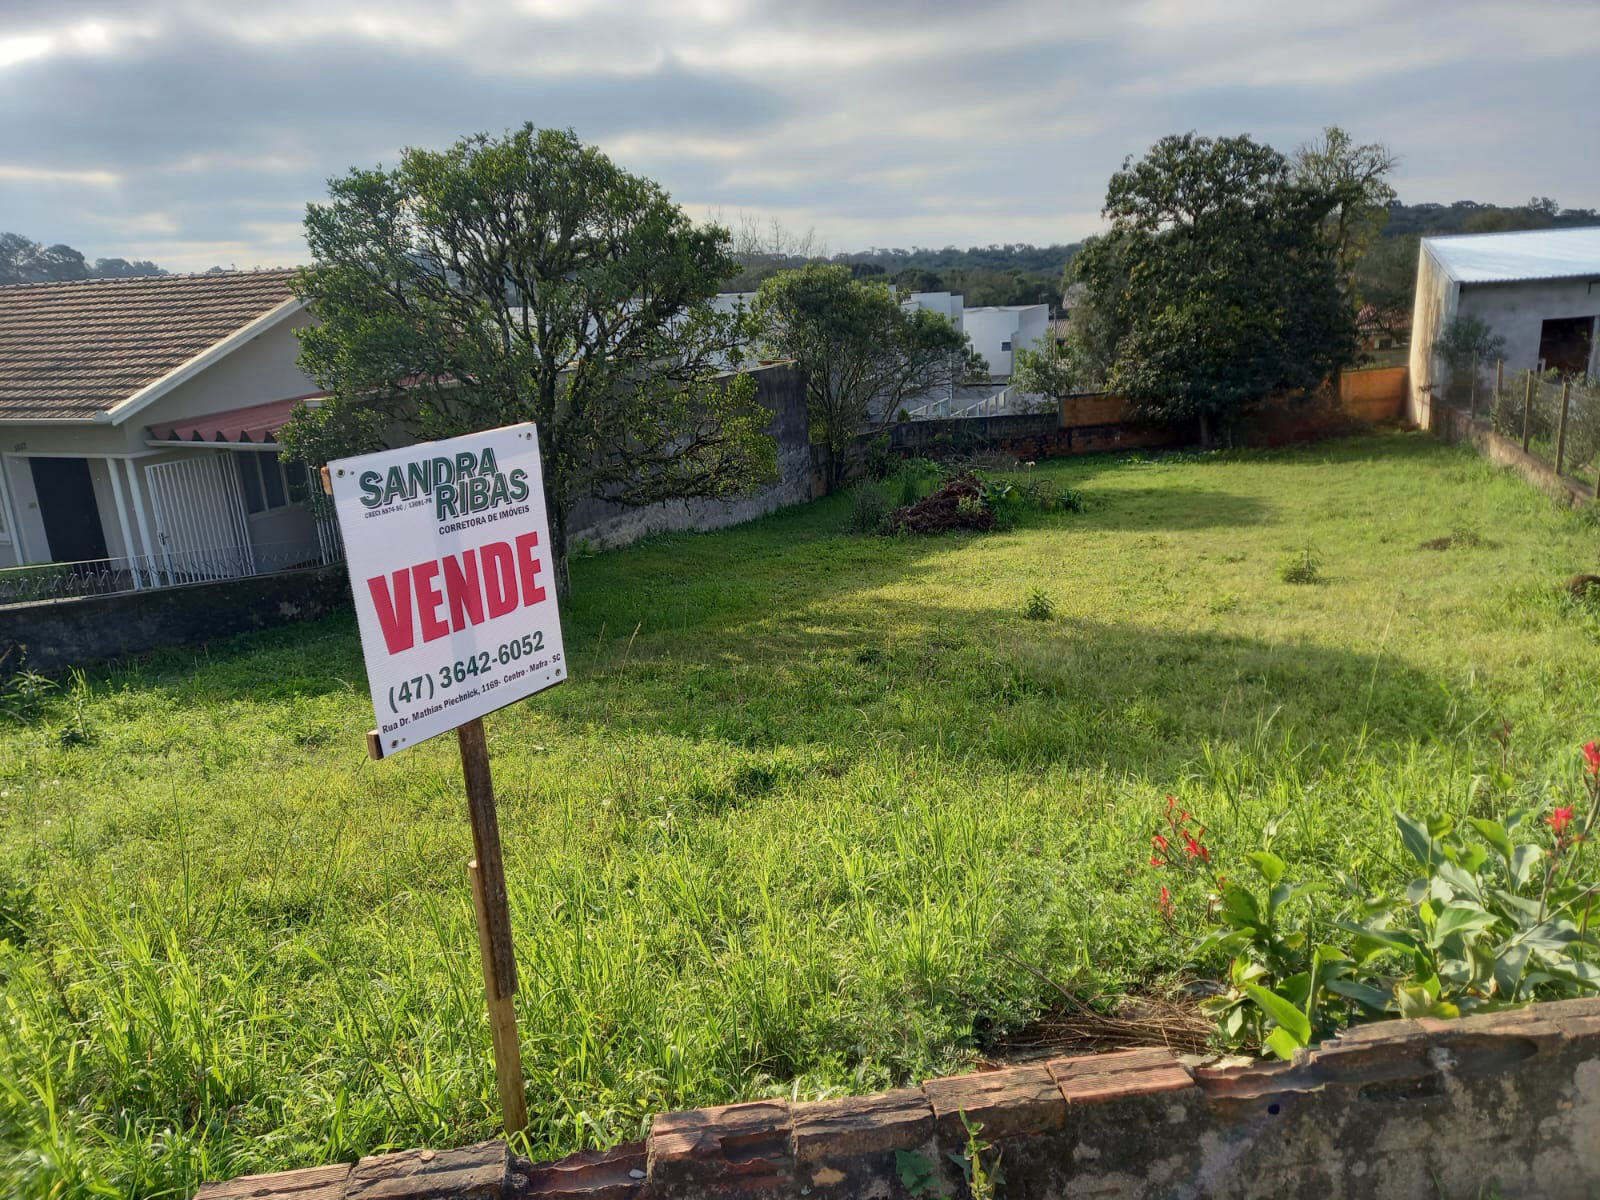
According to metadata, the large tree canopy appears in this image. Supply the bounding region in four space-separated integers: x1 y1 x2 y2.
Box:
1073 133 1360 445
752 264 967 487
284 125 777 596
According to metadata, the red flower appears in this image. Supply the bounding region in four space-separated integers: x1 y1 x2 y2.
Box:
1157 886 1173 919
1584 742 1600 776
1182 831 1209 862
1548 806 1575 837
1153 833 1169 851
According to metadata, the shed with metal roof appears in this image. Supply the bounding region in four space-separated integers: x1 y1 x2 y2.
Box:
1407 227 1600 426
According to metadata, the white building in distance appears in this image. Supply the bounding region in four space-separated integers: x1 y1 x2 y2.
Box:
1409 227 1600 424
962 305 1049 378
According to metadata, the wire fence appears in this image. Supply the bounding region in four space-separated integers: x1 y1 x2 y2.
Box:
1452 360 1600 493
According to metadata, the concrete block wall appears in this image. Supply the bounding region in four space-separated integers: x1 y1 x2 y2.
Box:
2 564 352 676
565 363 812 550
196 997 1600 1200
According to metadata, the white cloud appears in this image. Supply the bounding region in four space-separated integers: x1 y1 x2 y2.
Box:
0 163 120 186
0 0 1594 266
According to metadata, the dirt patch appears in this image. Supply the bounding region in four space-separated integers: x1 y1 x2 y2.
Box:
890 472 995 534
1566 573 1600 598
1419 530 1487 551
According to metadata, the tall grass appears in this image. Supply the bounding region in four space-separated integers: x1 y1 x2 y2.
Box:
2 433 1599 1197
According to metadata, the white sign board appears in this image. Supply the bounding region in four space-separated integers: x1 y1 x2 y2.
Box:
328 423 566 755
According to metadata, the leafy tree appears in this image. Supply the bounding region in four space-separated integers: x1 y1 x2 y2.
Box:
284 124 777 597
1073 133 1359 446
1434 313 1506 406
1012 338 1085 411
753 263 966 488
1293 126 1398 286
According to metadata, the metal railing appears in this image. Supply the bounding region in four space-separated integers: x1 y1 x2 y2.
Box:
0 535 345 606
905 386 1049 421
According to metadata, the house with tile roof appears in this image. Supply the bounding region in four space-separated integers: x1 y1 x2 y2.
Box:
0 269 344 592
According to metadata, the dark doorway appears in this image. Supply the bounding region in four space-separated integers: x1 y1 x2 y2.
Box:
1539 315 1596 375
30 457 108 563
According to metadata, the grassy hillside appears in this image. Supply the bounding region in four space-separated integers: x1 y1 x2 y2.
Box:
2 433 1598 1197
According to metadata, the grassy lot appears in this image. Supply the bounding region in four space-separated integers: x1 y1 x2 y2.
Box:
3 432 1599 1197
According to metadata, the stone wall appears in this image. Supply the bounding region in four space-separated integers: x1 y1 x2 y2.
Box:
566 363 814 550
1 565 351 676
196 996 1600 1200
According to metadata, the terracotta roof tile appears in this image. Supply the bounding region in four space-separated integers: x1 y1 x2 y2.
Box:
0 269 300 421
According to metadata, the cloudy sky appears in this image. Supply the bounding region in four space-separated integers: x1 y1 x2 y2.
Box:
2 0 1596 273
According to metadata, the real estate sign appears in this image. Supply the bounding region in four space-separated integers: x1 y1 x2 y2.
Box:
328 423 566 755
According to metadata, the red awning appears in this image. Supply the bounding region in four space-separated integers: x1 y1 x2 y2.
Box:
147 393 325 444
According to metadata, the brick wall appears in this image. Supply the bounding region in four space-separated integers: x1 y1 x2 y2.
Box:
196 996 1600 1200
870 373 1409 472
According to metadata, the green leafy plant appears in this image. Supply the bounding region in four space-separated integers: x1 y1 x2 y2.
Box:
844 481 894 535
0 666 56 725
1278 546 1323 585
896 1149 945 1198
949 1113 998 1200
1023 590 1056 621
1156 742 1600 1058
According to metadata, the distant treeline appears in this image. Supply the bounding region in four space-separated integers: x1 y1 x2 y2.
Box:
9 195 1597 302
723 243 1079 306
1380 198 1599 238
0 231 171 286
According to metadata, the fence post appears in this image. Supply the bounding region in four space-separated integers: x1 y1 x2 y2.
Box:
1555 380 1572 476
1522 372 1534 452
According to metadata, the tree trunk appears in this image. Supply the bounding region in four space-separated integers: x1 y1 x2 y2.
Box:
826 440 848 494
1198 411 1212 449
546 495 571 601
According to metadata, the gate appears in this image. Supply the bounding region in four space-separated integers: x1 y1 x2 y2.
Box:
144 455 255 583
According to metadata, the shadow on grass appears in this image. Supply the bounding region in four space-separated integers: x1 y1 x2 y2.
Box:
56 431 1468 781
540 609 1453 780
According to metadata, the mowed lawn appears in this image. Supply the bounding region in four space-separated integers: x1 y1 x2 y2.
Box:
4 433 1600 1197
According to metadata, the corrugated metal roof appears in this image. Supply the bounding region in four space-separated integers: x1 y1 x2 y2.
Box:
1424 226 1600 285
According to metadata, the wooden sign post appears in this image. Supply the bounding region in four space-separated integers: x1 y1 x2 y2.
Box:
458 717 528 1133
326 424 566 1136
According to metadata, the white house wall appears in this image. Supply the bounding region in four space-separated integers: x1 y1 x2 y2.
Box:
962 306 1049 377
136 310 320 432
0 455 22 568
1455 278 1600 376
1408 244 1457 427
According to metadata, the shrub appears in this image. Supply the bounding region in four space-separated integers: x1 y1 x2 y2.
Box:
843 481 894 534
1151 742 1600 1059
0 667 55 725
1278 546 1322 585
1023 590 1055 621
863 433 896 481
890 458 944 508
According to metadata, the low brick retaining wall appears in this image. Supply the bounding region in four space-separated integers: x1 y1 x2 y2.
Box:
198 997 1600 1200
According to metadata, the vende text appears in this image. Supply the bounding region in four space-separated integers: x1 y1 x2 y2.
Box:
366 532 547 655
